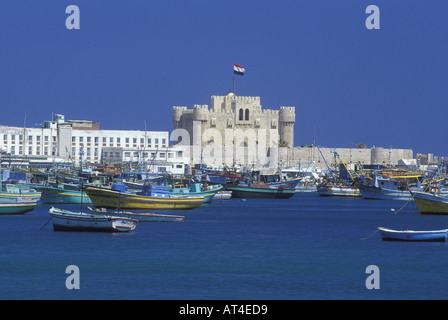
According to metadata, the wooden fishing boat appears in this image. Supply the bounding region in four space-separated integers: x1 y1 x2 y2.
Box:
35 182 92 204
49 207 138 232
317 185 361 197
84 185 204 210
378 227 448 242
213 190 232 200
0 183 41 201
170 183 222 203
0 197 39 214
223 184 296 199
412 191 448 215
88 207 185 222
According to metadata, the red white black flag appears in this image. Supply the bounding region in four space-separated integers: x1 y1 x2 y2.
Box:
233 64 245 76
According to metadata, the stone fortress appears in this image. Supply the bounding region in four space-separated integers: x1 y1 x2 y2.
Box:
172 92 417 170
173 92 295 148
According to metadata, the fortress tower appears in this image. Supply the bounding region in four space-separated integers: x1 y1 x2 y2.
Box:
172 93 295 148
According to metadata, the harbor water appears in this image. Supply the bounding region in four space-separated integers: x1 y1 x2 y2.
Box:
1 193 448 300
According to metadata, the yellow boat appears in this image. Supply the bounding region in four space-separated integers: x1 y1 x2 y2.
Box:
413 191 448 215
84 186 204 210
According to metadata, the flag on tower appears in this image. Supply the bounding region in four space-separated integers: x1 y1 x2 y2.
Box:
233 64 245 76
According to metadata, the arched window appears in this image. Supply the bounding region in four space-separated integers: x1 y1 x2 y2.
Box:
239 109 244 120
245 109 250 121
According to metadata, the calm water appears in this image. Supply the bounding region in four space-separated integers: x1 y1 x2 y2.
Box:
1 193 448 300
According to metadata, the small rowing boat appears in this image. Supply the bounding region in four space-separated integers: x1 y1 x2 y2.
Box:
378 227 448 242
49 207 138 232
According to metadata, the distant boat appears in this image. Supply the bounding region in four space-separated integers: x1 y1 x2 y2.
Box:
35 182 92 204
378 227 448 242
213 190 232 200
223 184 296 199
317 185 361 197
88 207 185 222
84 184 204 210
356 172 425 201
170 183 223 203
0 197 39 215
412 191 448 215
49 207 138 232
0 183 41 201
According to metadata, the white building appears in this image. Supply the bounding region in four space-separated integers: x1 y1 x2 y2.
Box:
0 114 189 174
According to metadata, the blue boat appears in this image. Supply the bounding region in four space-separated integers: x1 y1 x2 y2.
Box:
378 227 448 242
356 175 417 200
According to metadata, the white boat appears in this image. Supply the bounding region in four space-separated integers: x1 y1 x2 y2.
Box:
213 191 232 200
49 207 138 232
378 227 448 242
317 184 361 197
88 207 185 222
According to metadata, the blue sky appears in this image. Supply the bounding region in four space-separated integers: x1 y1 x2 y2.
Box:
1 1 447 156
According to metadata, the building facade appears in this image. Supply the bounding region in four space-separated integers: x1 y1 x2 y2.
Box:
0 114 188 173
173 92 296 148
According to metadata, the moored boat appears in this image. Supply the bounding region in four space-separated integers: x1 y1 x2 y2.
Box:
49 207 138 232
35 182 92 204
84 184 204 210
378 227 448 242
0 197 39 214
412 191 448 215
213 190 232 200
317 184 361 197
223 184 296 199
0 183 41 201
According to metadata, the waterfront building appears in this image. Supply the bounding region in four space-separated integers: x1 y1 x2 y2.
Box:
173 92 296 148
0 114 188 174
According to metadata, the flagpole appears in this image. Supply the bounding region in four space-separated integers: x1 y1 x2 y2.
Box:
233 73 235 93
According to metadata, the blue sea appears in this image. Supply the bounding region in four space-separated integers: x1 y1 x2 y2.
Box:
1 193 448 300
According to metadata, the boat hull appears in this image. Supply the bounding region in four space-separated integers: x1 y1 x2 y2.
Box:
0 200 38 214
378 227 448 242
49 207 138 232
317 186 361 197
85 186 204 210
413 191 448 215
223 185 295 199
35 186 92 204
357 184 412 200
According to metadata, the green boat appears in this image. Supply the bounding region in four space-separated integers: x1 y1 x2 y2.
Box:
170 182 223 203
0 197 38 214
34 182 92 204
0 183 41 201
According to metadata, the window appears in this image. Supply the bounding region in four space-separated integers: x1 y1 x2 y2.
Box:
28 136 33 143
155 138 159 145
72 137 76 142
79 137 83 143
103 137 106 143
147 138 151 144
162 138 166 145
126 138 130 143
133 138 137 144
87 137 91 143
36 147 40 155
239 109 244 120
117 137 120 143
44 136 49 142
245 109 249 120
110 137 114 143
94 137 99 143
36 136 41 142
